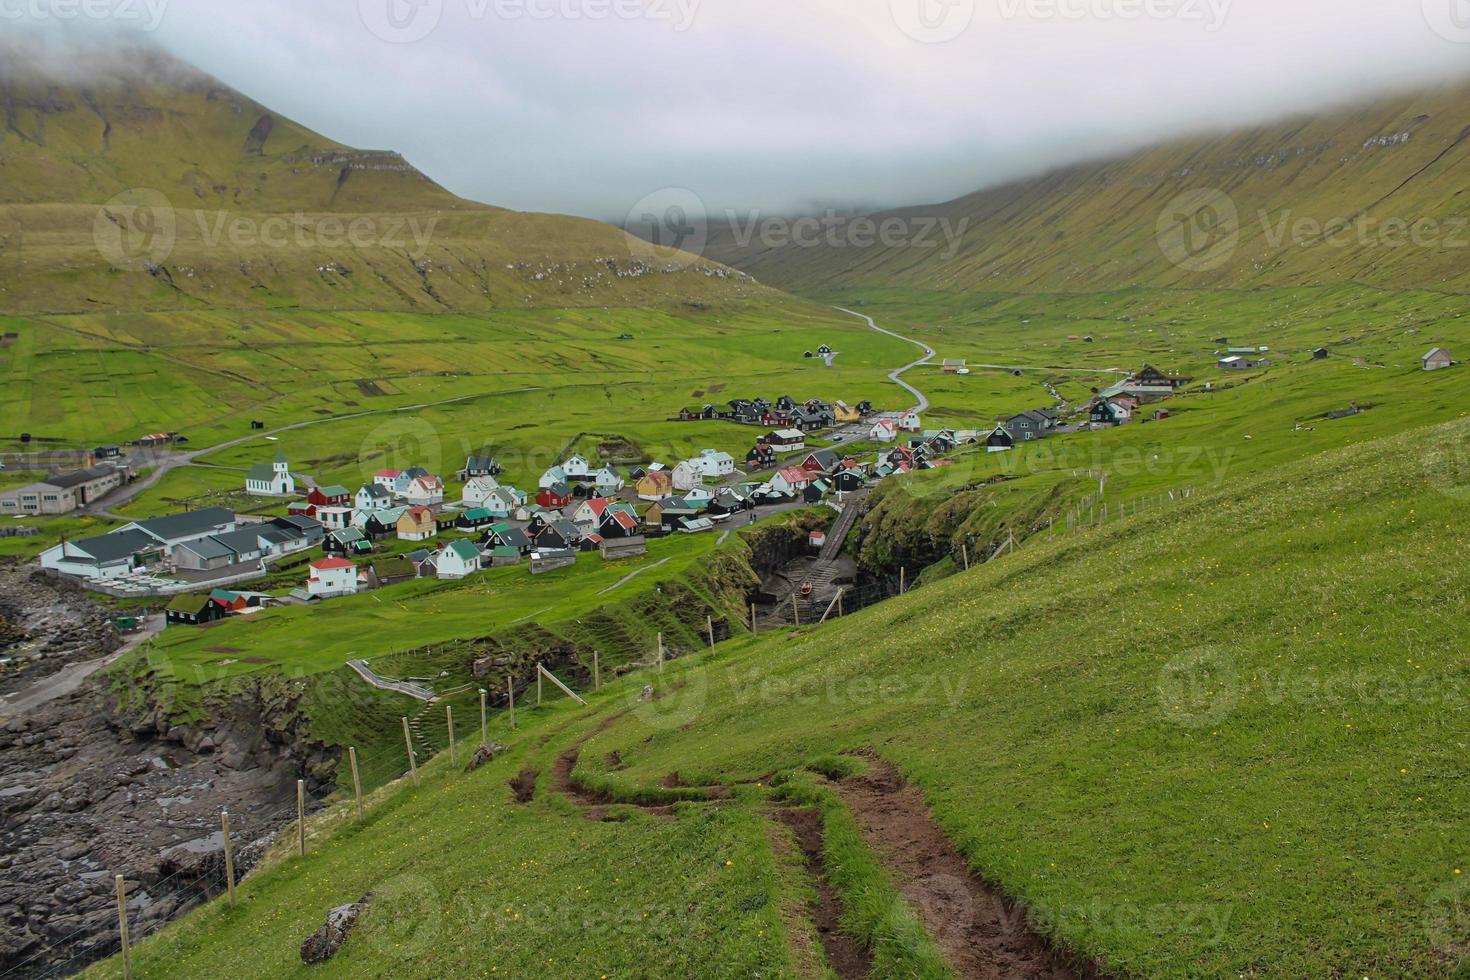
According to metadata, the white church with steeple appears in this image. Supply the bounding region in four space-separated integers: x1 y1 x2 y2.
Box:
246 450 297 496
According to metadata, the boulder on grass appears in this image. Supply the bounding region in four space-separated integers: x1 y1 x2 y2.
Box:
300 897 370 964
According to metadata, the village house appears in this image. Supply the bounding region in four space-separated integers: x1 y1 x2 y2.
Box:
537 482 574 510
1005 411 1053 442
373 469 401 490
693 449 736 479
245 452 296 497
672 460 705 492
356 484 394 511
941 359 968 375
593 466 625 494
570 497 612 532
539 465 567 489
481 486 526 519
986 425 1015 452
766 428 806 451
391 467 431 497
0 464 127 515
803 480 830 504
561 455 592 481
456 508 497 531
707 487 753 516
165 594 228 627
359 506 407 539
290 484 351 519
1423 347 1455 371
798 448 842 475
307 557 358 598
1090 399 1130 428
869 418 899 443
39 507 235 580
460 475 501 507
636 469 675 502
598 506 641 540
745 442 777 470
530 517 582 552
404 474 445 507
483 523 533 556
1218 355 1267 370
365 556 418 589
833 401 861 423
396 506 438 542
457 455 501 481
769 466 812 498
324 527 373 558
898 410 923 432
435 539 482 580
683 485 715 506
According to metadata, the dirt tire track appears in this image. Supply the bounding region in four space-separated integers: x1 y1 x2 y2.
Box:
772 808 873 979
837 752 1101 980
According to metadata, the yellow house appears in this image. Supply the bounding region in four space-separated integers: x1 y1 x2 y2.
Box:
636 470 674 502
833 400 862 423
396 505 437 542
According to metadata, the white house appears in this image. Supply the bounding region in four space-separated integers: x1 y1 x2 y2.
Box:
593 466 624 494
869 418 898 443
404 475 445 507
694 449 735 479
539 465 567 490
461 476 501 507
356 484 393 511
373 469 401 490
562 455 592 480
482 486 525 519
245 452 295 497
435 539 481 580
683 485 715 505
308 557 358 598
672 460 705 492
769 466 812 497
316 506 353 531
898 410 922 432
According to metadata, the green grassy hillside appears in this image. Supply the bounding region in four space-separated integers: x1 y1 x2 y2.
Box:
0 40 765 315
703 82 1470 295
87 411 1470 979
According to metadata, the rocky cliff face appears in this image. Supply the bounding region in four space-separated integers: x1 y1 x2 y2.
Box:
0 674 334 977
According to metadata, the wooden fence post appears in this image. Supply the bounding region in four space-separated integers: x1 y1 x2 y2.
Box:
657 633 664 673
221 811 236 907
707 616 716 653
349 747 364 822
537 663 543 705
446 705 456 768
478 690 488 746
900 567 907 594
507 677 516 729
791 593 800 627
962 543 969 570
115 875 131 980
593 651 601 691
401 717 419 787
837 591 844 617
296 779 306 857
751 602 758 635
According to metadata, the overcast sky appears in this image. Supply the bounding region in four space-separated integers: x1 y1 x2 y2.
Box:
12 0 1470 220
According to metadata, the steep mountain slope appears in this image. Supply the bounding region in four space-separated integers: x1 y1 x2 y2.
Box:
0 40 763 314
702 82 1470 295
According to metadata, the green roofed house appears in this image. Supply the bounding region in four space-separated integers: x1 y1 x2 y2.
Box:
165 594 227 627
366 556 418 589
435 538 482 580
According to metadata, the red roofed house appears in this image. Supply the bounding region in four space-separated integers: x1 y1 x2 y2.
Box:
373 469 402 490
396 506 438 542
769 466 812 498
308 557 358 598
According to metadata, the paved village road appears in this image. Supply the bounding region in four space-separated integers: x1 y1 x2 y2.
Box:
835 307 933 414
